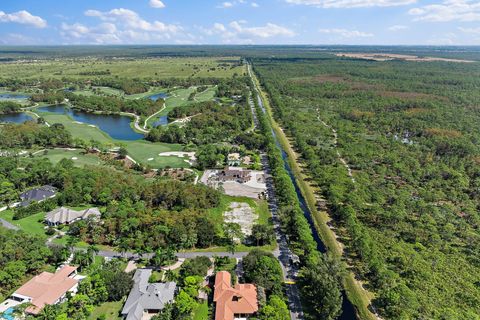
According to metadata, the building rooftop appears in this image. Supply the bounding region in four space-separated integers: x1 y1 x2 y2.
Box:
214 271 258 320
121 269 176 320
14 265 78 315
45 207 101 225
19 185 56 207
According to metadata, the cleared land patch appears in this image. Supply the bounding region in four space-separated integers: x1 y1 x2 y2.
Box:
336 52 475 63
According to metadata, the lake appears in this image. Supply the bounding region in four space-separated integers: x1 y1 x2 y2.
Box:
0 93 30 100
37 105 144 141
0 113 33 123
149 92 168 101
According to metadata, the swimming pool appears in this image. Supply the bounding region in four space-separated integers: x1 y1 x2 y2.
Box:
0 307 14 320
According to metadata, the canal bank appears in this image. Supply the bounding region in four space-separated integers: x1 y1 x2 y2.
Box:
248 62 377 320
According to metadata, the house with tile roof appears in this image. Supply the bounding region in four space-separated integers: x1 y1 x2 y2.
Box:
121 269 176 320
45 207 101 226
8 265 79 315
18 185 57 207
213 271 258 320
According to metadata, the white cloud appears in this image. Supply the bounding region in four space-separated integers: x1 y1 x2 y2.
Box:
84 8 179 33
149 0 166 8
459 26 480 34
61 8 184 44
409 0 480 22
285 0 416 8
219 1 235 8
200 21 295 43
0 10 47 28
319 28 373 37
388 24 408 31
217 0 259 8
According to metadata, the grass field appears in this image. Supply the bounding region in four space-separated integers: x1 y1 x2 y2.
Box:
74 86 126 98
37 110 189 169
34 149 104 167
123 140 188 168
39 113 113 144
193 301 209 320
0 210 47 238
88 301 123 320
145 87 197 128
0 57 245 79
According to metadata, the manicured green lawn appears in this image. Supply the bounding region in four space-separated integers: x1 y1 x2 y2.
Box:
36 110 191 169
145 87 198 128
192 301 209 320
39 113 113 144
34 149 104 167
0 210 47 238
122 140 189 168
195 86 217 102
125 87 167 100
88 301 123 320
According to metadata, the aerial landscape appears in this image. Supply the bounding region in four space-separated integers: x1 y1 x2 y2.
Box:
0 1 479 320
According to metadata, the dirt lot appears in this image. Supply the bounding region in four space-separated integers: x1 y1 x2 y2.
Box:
224 202 257 239
335 53 475 63
200 169 267 199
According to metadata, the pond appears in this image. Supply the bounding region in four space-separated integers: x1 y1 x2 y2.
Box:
0 113 33 123
151 115 168 127
37 105 144 141
149 92 168 101
0 93 29 100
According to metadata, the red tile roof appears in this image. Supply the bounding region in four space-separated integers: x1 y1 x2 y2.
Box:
214 271 258 320
15 265 78 315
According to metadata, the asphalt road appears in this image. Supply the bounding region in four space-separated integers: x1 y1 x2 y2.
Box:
92 249 248 260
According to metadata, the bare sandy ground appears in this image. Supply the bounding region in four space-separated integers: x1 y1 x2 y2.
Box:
224 202 257 238
336 53 475 63
200 169 267 199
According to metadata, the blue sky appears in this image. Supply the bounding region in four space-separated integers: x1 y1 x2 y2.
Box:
0 0 479 45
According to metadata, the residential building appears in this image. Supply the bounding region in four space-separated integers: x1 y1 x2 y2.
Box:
219 167 251 184
45 207 101 226
213 271 258 320
19 185 56 207
8 265 79 315
121 269 176 320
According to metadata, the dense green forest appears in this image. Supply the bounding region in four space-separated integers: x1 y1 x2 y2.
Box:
251 78 345 320
147 100 251 145
253 56 480 319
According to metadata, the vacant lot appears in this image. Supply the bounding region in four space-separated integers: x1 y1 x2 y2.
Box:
336 52 475 63
0 57 245 79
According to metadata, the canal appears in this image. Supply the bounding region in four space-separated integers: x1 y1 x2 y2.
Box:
253 76 358 320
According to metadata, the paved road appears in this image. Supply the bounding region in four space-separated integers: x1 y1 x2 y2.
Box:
247 62 304 320
0 218 19 231
91 249 248 260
